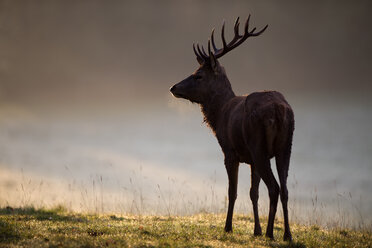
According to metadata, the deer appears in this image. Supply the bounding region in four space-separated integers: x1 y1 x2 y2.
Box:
170 16 294 241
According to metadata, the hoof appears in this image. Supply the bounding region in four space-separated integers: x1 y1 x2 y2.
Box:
283 233 292 242
224 226 233 233
254 227 262 236
265 233 274 240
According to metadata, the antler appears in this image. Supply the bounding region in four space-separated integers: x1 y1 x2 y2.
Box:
193 16 268 63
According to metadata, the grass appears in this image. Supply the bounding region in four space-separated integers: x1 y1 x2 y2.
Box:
0 207 371 248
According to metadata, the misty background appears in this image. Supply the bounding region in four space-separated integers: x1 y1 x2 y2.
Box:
0 1 371 228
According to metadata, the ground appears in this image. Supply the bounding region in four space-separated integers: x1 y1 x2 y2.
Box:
0 207 371 248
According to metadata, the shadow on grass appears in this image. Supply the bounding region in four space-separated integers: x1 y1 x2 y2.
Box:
270 241 307 248
0 206 87 222
0 219 20 242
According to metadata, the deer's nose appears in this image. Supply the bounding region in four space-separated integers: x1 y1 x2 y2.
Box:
170 85 177 93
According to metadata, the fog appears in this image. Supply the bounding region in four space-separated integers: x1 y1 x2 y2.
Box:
0 1 371 228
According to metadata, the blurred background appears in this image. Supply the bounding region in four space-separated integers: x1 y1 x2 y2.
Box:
0 1 371 228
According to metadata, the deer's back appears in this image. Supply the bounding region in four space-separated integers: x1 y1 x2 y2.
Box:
218 91 294 163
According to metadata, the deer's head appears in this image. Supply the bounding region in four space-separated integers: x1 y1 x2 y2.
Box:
170 16 267 104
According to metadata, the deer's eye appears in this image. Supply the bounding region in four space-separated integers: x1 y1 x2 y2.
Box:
194 75 202 81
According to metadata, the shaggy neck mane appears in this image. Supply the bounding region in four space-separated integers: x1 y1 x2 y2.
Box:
200 78 235 132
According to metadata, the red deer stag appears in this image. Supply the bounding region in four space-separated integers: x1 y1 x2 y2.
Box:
170 16 294 241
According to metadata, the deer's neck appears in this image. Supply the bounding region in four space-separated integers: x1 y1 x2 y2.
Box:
200 82 235 132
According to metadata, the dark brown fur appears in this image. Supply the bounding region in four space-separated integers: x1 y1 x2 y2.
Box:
170 18 294 241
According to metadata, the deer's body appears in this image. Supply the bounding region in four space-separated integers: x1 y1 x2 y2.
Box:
170 16 294 241
206 90 293 164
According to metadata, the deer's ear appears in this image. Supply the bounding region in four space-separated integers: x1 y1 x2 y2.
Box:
209 53 219 72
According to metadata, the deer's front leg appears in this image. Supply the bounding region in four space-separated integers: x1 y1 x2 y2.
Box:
250 166 262 236
224 157 239 232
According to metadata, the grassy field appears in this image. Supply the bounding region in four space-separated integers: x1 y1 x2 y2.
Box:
0 207 371 248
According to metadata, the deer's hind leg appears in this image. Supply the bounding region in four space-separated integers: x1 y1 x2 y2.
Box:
250 166 262 236
254 155 279 240
275 149 292 241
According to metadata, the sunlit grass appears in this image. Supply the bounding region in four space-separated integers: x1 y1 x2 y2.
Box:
0 206 371 247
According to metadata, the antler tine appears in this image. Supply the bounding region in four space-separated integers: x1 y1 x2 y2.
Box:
244 15 251 34
201 46 208 57
193 43 200 58
193 43 203 61
208 39 211 56
250 24 268 36
210 29 218 52
196 43 202 58
233 17 241 37
197 43 208 59
221 20 227 51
